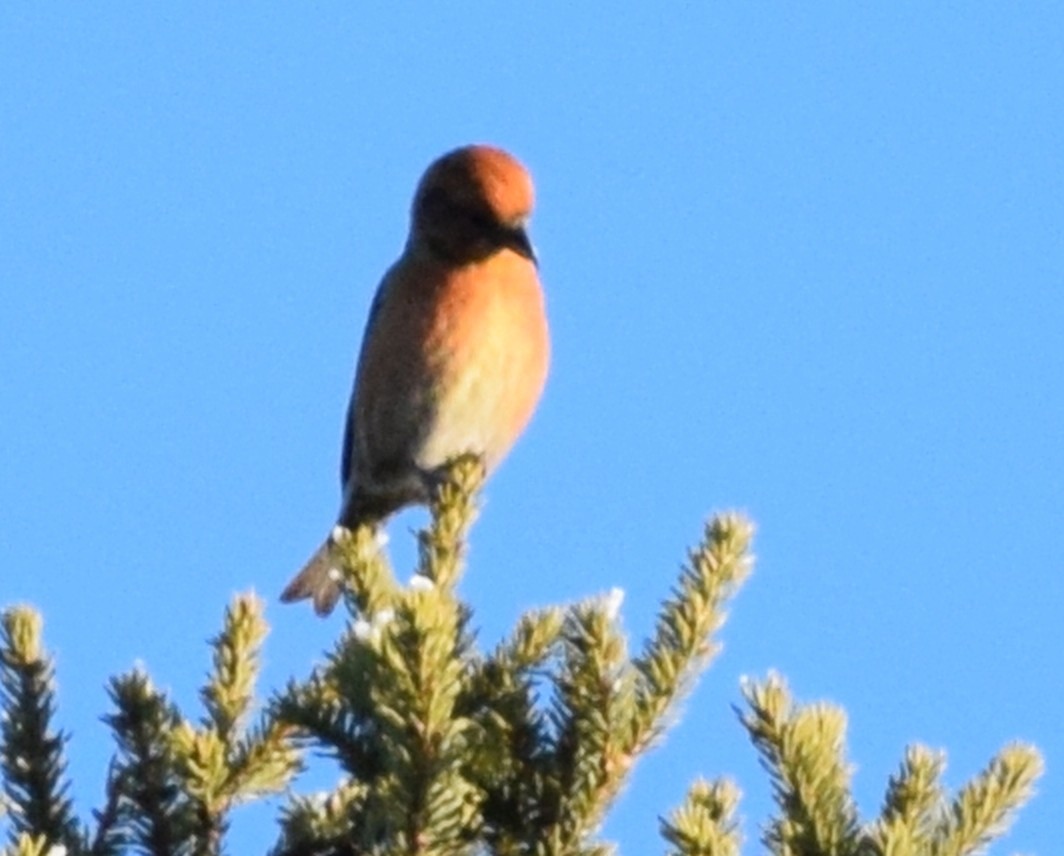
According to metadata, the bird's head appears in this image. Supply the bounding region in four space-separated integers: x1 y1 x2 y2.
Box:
410 145 536 264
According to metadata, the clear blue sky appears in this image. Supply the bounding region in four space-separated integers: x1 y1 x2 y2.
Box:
3 5 1062 853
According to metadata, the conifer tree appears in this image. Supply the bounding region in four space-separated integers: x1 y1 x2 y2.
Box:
0 459 1043 855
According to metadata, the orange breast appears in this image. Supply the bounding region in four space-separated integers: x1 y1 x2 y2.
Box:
353 249 549 478
418 252 549 471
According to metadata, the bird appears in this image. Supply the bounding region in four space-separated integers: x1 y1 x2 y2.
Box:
281 144 550 615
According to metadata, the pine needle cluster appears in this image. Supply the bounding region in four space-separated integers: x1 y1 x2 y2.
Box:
0 458 1043 854
1 595 300 855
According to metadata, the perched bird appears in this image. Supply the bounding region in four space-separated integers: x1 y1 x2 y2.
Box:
282 144 550 615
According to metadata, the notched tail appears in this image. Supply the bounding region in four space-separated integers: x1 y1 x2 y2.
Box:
280 539 343 616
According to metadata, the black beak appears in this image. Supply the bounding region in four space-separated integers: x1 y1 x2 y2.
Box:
499 223 537 265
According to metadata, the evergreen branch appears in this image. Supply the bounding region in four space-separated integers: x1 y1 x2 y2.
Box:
87 759 129 856
362 459 484 855
106 595 299 856
3 833 50 856
366 584 480 855
465 609 563 853
863 744 946 853
543 598 632 853
274 530 407 844
332 525 400 619
0 607 84 854
327 621 395 724
272 677 382 780
882 744 947 829
932 743 1043 856
282 464 487 855
104 669 196 856
271 779 369 856
201 594 268 740
417 455 484 591
226 718 302 804
495 609 566 673
0 469 1029 856
660 778 742 856
166 595 301 856
193 594 301 809
629 514 753 755
739 672 860 856
167 722 230 845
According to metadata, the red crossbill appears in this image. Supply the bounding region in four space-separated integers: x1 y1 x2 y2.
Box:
281 145 550 615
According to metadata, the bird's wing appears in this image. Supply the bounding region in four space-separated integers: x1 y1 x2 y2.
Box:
342 259 437 492
339 269 394 488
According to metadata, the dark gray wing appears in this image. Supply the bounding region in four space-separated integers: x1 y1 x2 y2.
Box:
339 279 391 489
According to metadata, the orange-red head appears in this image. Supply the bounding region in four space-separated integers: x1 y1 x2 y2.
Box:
410 145 536 264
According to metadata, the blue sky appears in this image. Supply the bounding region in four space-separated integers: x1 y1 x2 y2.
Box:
2 5 1062 853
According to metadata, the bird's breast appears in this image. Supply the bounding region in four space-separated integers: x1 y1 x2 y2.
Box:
416 254 549 471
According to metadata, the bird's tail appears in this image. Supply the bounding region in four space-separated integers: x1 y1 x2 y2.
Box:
280 539 343 616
